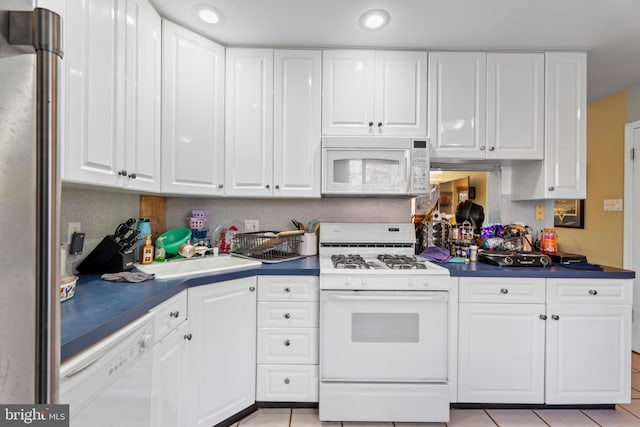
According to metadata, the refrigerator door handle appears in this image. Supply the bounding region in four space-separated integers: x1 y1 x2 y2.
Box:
8 7 63 405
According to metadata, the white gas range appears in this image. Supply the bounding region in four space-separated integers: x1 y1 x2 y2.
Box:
318 223 452 423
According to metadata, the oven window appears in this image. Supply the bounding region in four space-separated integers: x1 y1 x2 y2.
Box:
334 159 400 186
351 313 419 343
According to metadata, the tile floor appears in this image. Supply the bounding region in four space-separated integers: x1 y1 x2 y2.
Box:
234 352 640 426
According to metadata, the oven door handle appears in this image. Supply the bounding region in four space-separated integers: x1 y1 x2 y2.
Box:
323 291 448 303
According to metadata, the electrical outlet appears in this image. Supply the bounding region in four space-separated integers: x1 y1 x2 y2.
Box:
535 205 545 221
244 220 259 232
68 222 81 245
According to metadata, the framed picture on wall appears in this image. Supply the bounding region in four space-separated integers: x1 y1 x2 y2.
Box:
554 199 585 229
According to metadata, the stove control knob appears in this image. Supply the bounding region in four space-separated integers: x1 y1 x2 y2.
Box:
406 278 414 287
343 278 350 287
360 278 367 286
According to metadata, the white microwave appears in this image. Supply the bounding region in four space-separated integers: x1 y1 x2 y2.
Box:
321 136 430 196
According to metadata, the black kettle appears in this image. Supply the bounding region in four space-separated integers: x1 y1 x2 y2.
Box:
455 200 485 234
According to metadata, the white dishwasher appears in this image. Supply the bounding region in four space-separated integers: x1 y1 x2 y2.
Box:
60 312 155 427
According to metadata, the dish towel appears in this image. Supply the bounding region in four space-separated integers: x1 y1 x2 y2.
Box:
101 272 156 282
420 246 452 263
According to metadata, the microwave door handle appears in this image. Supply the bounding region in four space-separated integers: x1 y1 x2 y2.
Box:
405 151 411 193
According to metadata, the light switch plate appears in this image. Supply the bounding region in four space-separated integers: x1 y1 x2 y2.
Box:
535 205 545 221
603 199 623 211
244 220 259 232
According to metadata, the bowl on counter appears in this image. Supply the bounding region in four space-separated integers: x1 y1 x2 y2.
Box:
158 228 192 255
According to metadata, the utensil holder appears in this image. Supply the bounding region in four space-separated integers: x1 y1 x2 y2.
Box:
298 233 318 256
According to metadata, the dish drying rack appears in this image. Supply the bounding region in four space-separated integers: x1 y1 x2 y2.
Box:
231 230 303 263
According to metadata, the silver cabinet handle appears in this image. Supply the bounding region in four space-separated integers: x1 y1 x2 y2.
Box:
128 172 137 179
548 186 555 191
284 339 291 346
284 378 290 384
540 314 547 320
249 286 255 292
489 147 495 151
588 289 598 295
377 122 382 127
265 184 270 189
284 287 291 293
118 169 127 176
275 185 280 189
284 313 291 319
218 184 224 189
480 146 486 151
368 122 374 127
500 288 509 294
551 314 560 320
184 333 193 340
169 311 179 318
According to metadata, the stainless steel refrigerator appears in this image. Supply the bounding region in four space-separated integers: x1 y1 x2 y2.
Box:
0 4 63 404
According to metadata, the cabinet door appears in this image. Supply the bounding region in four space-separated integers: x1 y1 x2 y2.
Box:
428 52 486 159
486 53 543 160
458 303 545 403
185 278 257 427
273 50 321 198
124 0 161 191
225 48 274 196
374 51 428 136
161 20 225 195
64 0 126 186
545 304 631 404
322 50 375 135
151 321 189 427
544 52 587 199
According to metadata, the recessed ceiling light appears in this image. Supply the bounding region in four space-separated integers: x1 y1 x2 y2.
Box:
359 9 390 30
193 4 224 25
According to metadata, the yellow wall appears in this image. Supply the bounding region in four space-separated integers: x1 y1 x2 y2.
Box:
556 91 627 267
441 171 487 208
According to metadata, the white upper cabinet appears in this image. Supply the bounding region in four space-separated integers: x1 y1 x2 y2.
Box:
124 0 161 191
63 0 161 191
225 48 321 198
486 53 544 160
273 50 322 198
544 52 587 199
64 0 125 187
225 48 274 197
322 50 427 136
511 52 587 200
161 20 225 195
428 52 486 159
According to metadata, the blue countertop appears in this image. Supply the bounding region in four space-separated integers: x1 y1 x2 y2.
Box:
61 256 319 361
61 254 633 361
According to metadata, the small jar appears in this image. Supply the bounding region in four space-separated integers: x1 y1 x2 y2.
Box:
469 245 478 262
541 228 558 253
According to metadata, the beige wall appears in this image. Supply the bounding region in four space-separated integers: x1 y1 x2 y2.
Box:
556 91 627 267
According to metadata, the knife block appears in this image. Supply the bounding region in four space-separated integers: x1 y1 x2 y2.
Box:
76 235 135 274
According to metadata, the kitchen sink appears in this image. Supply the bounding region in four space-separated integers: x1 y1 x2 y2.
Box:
135 255 262 279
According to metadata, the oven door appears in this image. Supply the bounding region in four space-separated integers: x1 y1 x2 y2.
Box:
320 290 448 382
322 148 410 195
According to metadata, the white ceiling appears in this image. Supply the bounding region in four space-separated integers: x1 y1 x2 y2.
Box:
149 0 640 103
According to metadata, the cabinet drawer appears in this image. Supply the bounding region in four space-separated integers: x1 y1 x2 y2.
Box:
459 277 545 303
256 364 319 402
547 279 633 305
151 291 187 342
257 328 318 364
258 276 319 302
258 302 319 328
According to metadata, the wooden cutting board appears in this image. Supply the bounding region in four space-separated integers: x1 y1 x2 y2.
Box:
139 195 166 240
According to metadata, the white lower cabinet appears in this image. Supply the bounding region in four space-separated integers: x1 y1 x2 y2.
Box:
256 276 320 402
545 279 632 404
150 292 189 427
184 277 257 427
457 277 632 405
